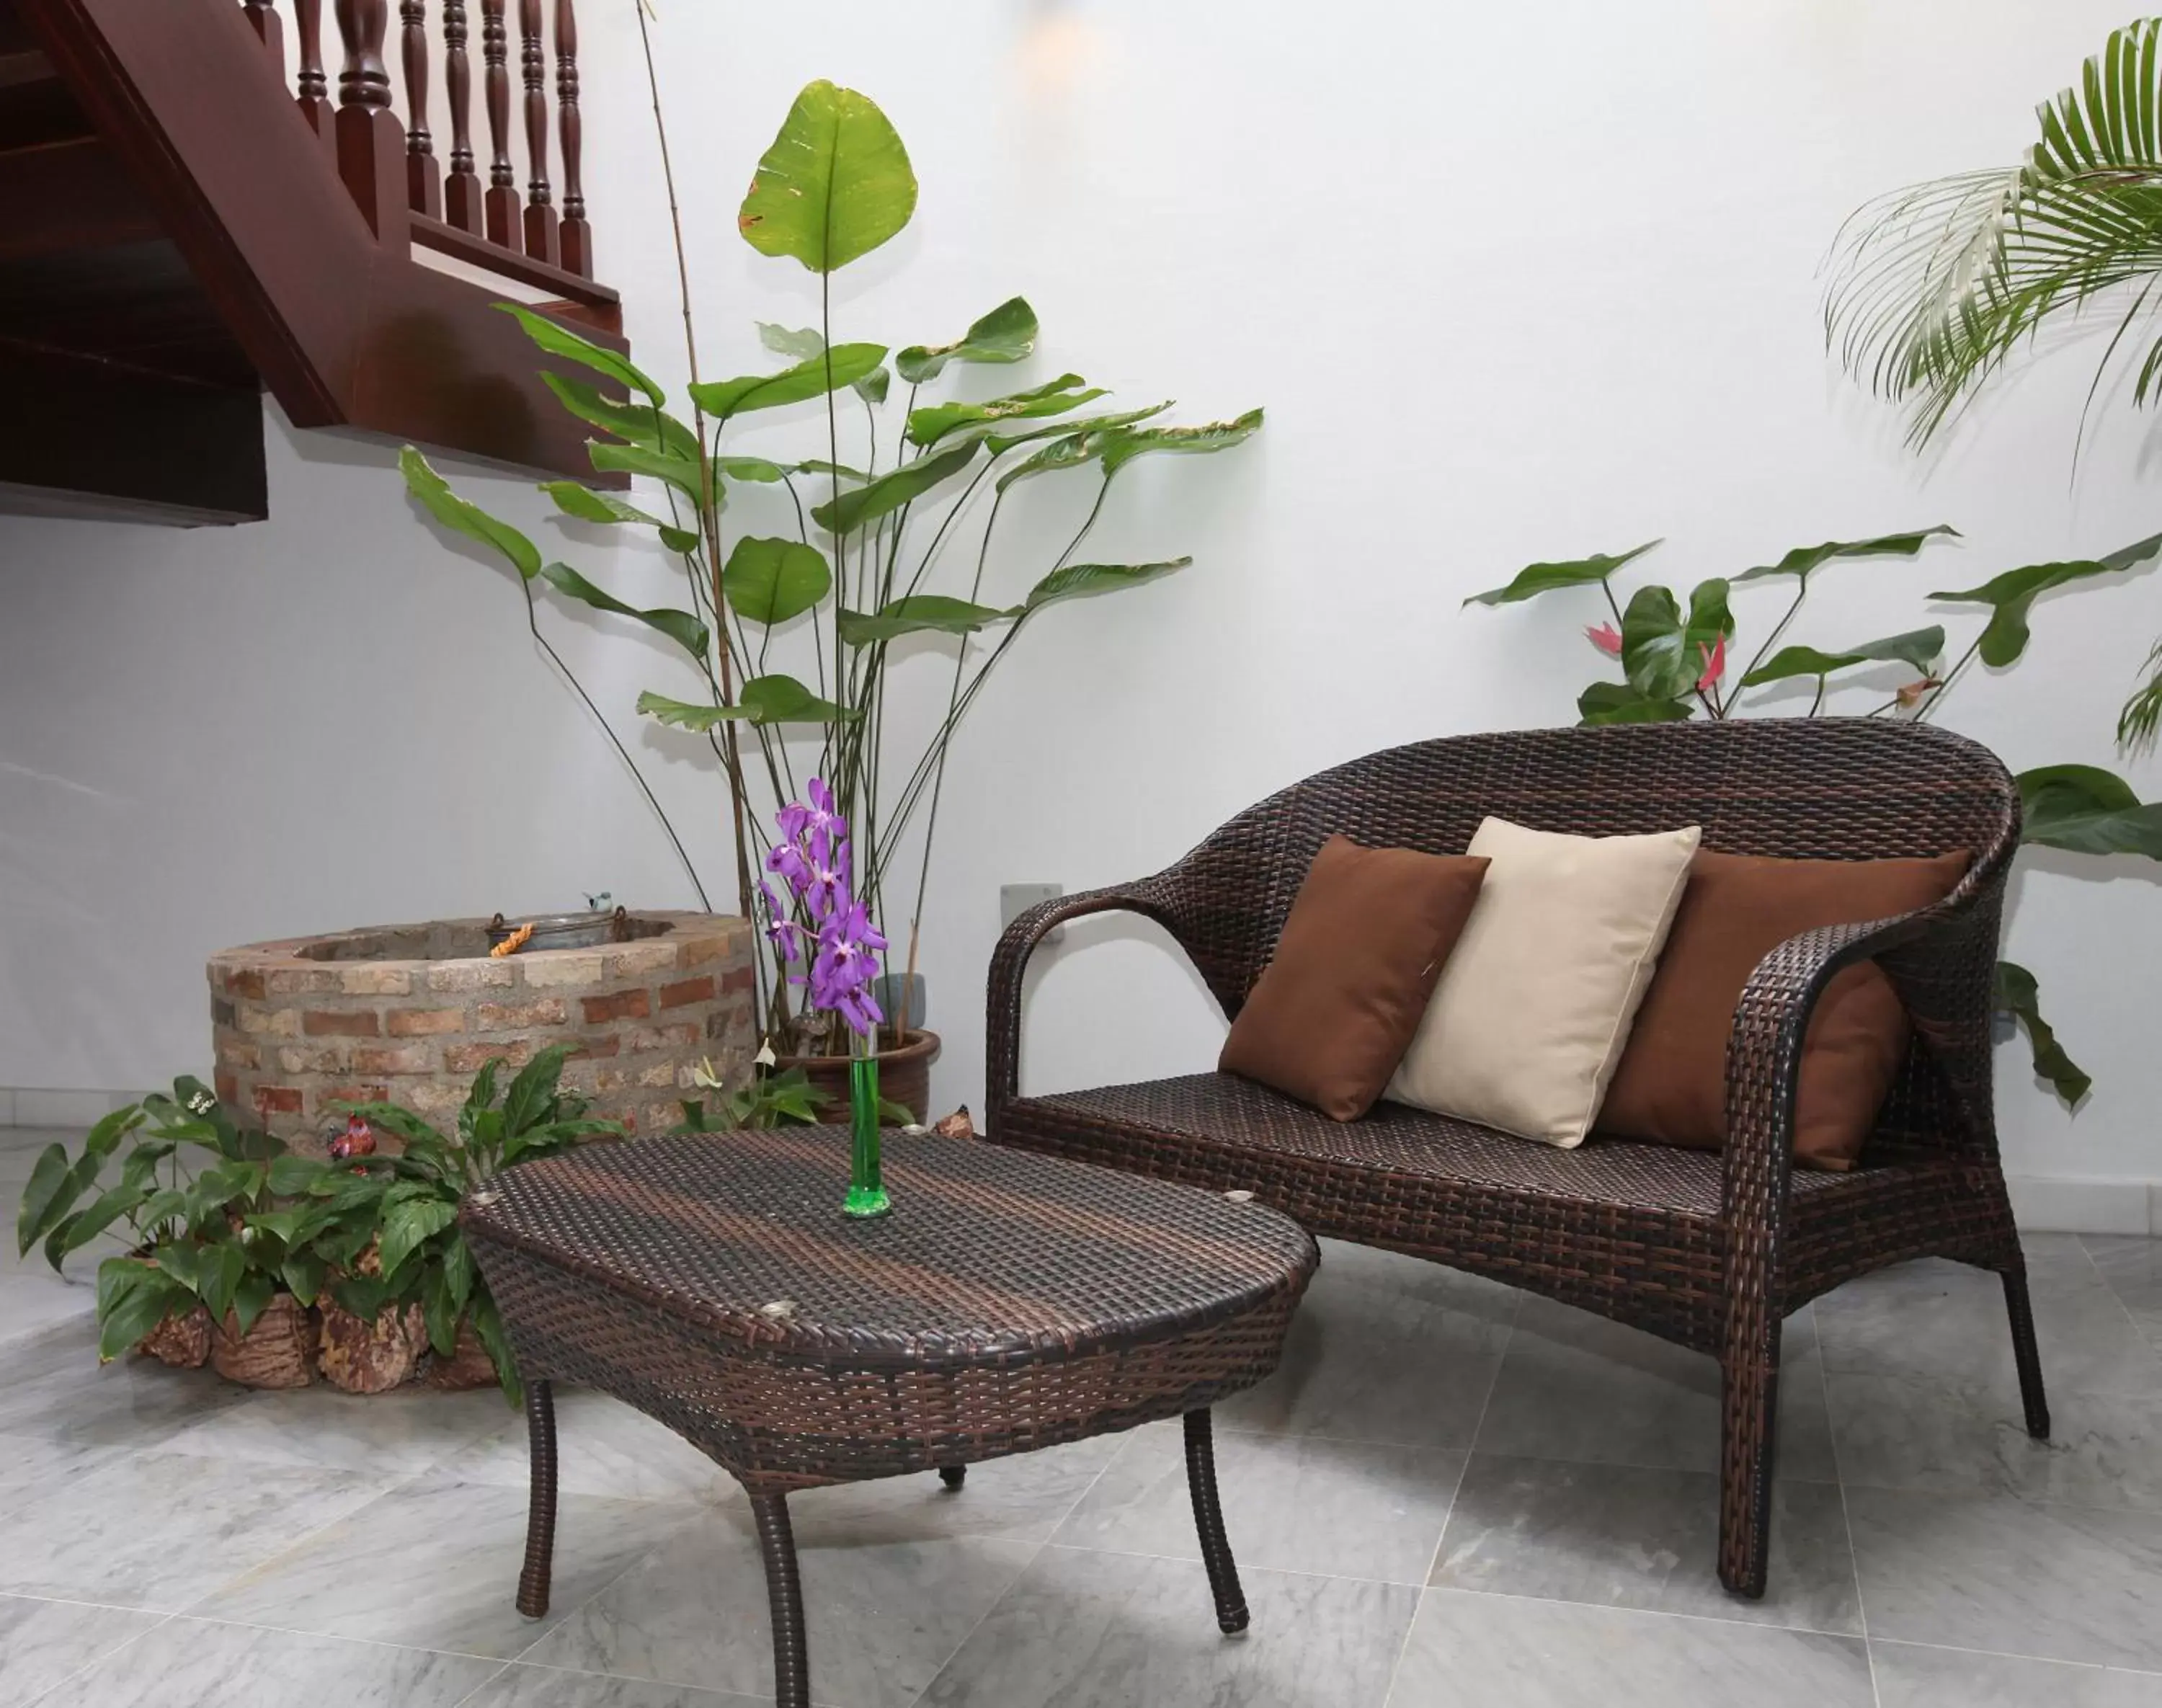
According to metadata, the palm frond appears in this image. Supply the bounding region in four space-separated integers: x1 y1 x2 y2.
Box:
1825 19 2162 448
2122 636 2162 752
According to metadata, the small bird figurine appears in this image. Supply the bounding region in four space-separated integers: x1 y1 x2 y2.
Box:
932 1106 975 1142
329 1113 377 1160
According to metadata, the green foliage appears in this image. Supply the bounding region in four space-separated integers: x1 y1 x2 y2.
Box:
1739 628 1946 688
2017 764 2162 858
537 563 708 661
906 375 1107 448
1732 528 1961 585
722 538 832 625
638 676 854 729
837 596 1016 646
670 1066 833 1133
1464 543 1662 608
736 80 917 274
688 344 889 421
1994 961 2093 1106
1621 579 1732 701
1932 531 2162 666
809 441 979 535
1024 559 1193 611
400 448 540 579
497 303 663 404
897 296 1040 383
1576 682 1694 725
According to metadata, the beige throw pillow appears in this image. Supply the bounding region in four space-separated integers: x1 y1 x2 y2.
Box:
1385 817 1701 1148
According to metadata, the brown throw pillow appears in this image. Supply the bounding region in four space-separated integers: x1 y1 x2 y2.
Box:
1220 835 1491 1121
1599 849 1969 1170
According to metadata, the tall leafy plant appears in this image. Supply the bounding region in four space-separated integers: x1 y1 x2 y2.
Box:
401 74 1261 1054
1467 525 2162 1103
1825 17 2162 750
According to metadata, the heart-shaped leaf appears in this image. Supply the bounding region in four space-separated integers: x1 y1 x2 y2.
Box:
837 596 1018 646
1576 681 1696 725
401 448 540 579
811 442 979 535
1622 579 1731 700
1734 526 1961 584
496 303 663 404
2016 764 2162 858
896 296 1039 383
1023 559 1192 611
1993 960 2091 1105
1933 530 2162 666
688 345 889 422
737 80 917 273
1464 542 1662 608
538 563 709 661
1739 626 1947 687
723 538 832 626
906 375 1106 448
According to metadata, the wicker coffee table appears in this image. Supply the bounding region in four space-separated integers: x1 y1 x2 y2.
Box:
461 1126 1319 1707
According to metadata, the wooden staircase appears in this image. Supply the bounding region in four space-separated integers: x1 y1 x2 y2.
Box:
0 0 623 525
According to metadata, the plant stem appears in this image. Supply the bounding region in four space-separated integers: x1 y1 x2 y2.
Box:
1916 632 1983 721
1737 579 1810 687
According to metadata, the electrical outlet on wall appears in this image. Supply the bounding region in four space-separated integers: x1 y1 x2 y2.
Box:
1000 883 1066 945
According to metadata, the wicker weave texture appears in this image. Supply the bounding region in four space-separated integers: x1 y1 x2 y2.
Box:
982 718 2045 1599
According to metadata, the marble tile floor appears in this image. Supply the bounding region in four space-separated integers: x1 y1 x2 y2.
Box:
3 1124 2161 1707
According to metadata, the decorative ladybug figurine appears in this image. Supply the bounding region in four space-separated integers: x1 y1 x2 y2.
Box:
329 1113 377 1161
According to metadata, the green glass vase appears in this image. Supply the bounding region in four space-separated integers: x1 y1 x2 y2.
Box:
842 1032 890 1219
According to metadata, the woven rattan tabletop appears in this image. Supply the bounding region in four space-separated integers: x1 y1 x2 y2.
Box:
462 1126 1319 1369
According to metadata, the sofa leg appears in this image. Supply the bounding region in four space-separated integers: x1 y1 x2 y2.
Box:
1717 1336 1779 1601
2001 1268 2052 1441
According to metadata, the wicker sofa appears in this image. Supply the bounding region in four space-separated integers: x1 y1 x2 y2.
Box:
985 719 2047 1599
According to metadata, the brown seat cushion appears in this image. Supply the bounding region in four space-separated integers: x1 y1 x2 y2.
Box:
1598 849 1969 1170
1219 835 1490 1121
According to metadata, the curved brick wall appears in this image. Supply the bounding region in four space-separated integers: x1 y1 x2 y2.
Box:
207 912 753 1151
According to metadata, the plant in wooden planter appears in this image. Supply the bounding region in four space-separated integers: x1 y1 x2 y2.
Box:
14 1079 334 1376
396 58 1263 1118
325 1044 621 1402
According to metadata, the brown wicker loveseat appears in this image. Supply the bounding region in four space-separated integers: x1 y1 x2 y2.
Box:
985 719 2047 1599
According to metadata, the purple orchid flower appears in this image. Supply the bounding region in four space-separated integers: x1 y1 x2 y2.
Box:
757 778 885 1038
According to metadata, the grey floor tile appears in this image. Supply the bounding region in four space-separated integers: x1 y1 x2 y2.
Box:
0 1322 250 1449
159 1382 507 1478
1054 1418 1462 1585
191 1472 689 1660
515 1500 1040 1708
0 1449 389 1610
1474 1297 1835 1480
1847 1485 2162 1670
1217 1240 1516 1449
1830 1370 2162 1509
0 1594 165 1708
922 1546 1418 1708
1430 1452 1860 1633
2086 1237 2162 1354
1815 1258 2162 1400
1872 1640 2162 1706
792 1433 1121 1547
32 1616 501 1707
0 1273 94 1348
0 1431 120 1525
437 1389 737 1504
461 1666 767 1707
1387 1588 1875 1708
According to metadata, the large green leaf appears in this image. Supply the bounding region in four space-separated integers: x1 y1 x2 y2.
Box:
737 80 917 273
378 1198 459 1280
2016 764 2162 858
495 303 663 404
400 448 541 579
896 296 1039 384
722 538 832 626
1098 408 1264 476
837 596 1018 646
716 456 791 484
1464 542 1662 608
1622 579 1732 700
1734 527 1961 584
1932 531 2162 665
756 325 888 407
1023 559 1192 611
984 403 1173 456
1994 960 2091 1105
688 345 889 422
54 1182 147 1263
638 675 853 729
811 442 979 535
94 1257 190 1364
906 375 1106 448
585 441 713 507
539 374 698 461
539 482 701 554
995 430 1118 492
538 563 708 660
502 1045 573 1141
16 1142 80 1260
1740 626 1947 687
1576 681 1696 725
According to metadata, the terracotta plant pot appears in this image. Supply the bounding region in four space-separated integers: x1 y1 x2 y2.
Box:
317 1299 429 1394
210 1292 316 1389
776 1028 940 1126
423 1317 499 1391
137 1304 213 1369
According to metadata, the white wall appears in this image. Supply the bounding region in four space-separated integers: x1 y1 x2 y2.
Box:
2 0 2156 1216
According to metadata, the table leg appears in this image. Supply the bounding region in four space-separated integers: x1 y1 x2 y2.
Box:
750 1491 811 1708
1185 1408 1250 1634
939 1465 967 1490
517 1379 558 1619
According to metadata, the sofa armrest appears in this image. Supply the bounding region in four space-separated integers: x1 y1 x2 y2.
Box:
985 878 1183 1113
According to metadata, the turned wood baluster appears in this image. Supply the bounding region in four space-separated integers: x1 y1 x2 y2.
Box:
518 0 559 265
554 0 588 277
481 0 520 248
442 0 483 233
293 0 337 151
401 0 442 217
334 0 409 240
241 0 285 70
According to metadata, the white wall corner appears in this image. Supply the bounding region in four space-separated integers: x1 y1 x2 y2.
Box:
5 1087 141 1130
2006 1174 2158 1237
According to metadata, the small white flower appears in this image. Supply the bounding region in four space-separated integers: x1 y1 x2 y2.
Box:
755 1040 778 1069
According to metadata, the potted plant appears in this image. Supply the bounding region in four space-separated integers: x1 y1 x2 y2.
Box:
396 66 1262 1118
15 1079 334 1386
326 1043 621 1400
